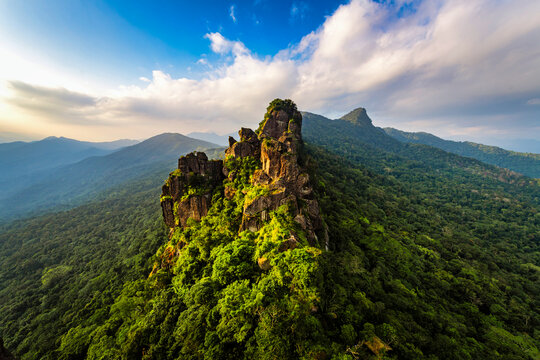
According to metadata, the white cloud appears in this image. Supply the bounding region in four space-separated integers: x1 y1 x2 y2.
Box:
1 0 540 142
204 32 248 56
527 98 540 105
229 5 237 23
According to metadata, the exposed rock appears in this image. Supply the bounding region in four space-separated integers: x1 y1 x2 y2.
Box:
278 236 299 252
176 194 212 227
260 139 283 178
234 100 325 244
257 257 271 270
161 99 327 248
241 188 288 231
260 110 288 139
177 152 223 180
226 141 256 158
225 127 261 159
252 169 271 185
161 152 224 231
160 197 175 228
239 127 258 143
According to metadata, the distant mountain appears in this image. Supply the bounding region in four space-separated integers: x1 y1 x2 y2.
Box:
186 131 235 146
0 133 222 223
302 108 402 154
339 107 373 127
86 138 140 150
384 128 540 178
0 137 112 180
0 131 37 143
0 136 139 199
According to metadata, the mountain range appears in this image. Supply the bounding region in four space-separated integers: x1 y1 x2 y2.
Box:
0 133 222 223
1 112 537 224
186 131 235 146
384 128 540 178
0 137 138 198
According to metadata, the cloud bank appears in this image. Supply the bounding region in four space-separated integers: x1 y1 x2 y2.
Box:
2 0 539 142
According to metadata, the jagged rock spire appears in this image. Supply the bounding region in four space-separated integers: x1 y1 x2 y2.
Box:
160 98 328 246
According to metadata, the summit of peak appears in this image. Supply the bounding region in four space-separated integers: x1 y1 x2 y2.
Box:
340 107 373 127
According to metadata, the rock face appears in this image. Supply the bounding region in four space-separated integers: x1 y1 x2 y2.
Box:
235 101 325 244
225 127 260 159
161 152 224 228
161 98 327 246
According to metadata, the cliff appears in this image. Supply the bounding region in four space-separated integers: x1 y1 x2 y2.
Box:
160 98 327 249
160 152 224 228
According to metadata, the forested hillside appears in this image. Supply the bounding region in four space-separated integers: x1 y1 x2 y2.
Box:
384 127 540 178
0 137 119 200
0 136 137 183
0 134 221 223
0 173 168 359
302 111 540 358
0 101 538 359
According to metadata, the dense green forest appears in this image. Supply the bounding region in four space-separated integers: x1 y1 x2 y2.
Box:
0 174 168 359
0 101 538 359
384 127 540 178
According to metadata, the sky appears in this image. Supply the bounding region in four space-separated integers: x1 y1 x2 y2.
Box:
0 0 539 152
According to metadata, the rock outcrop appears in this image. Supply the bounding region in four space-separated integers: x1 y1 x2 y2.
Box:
161 99 327 246
234 100 325 244
161 152 224 228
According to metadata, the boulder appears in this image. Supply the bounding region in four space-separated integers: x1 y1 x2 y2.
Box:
279 236 299 252
257 257 271 270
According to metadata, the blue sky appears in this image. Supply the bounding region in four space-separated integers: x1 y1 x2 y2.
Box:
0 0 346 84
0 0 539 152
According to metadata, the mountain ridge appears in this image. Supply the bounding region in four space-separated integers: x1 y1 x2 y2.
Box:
0 133 222 223
0 136 140 201
384 127 540 178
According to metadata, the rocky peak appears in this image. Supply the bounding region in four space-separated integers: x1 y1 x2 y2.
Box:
340 107 373 127
225 127 260 159
258 98 302 140
177 152 222 179
160 152 224 228
161 98 327 247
